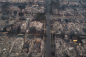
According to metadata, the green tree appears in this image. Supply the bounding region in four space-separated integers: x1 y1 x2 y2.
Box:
18 5 26 12
1 3 12 15
36 13 46 21
50 0 60 15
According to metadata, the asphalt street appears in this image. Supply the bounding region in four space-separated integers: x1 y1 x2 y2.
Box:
45 0 51 57
50 16 86 21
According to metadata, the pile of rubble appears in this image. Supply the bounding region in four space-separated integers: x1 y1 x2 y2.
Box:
9 38 24 57
55 38 76 57
0 20 6 25
21 22 27 30
55 37 76 57
76 45 85 56
29 21 43 31
0 36 25 57
81 39 86 55
20 36 44 57
29 37 44 57
0 20 6 31
52 20 86 35
53 22 63 33
55 35 86 57
0 36 15 57
8 20 15 25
